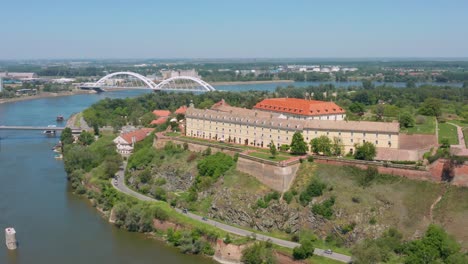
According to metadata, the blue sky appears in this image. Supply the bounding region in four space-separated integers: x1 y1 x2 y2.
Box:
1 0 467 59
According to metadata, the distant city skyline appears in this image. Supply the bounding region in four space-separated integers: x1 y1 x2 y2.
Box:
1 0 468 59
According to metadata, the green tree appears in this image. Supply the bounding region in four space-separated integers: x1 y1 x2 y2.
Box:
349 102 366 116
241 242 276 264
310 135 332 155
399 112 415 128
198 99 215 109
290 131 307 155
93 124 100 136
374 104 385 120
419 98 442 117
354 142 377 161
78 130 95 146
60 127 74 145
269 140 277 158
331 137 344 156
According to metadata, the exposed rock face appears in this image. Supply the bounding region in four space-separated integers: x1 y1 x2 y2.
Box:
151 165 194 192
207 187 392 246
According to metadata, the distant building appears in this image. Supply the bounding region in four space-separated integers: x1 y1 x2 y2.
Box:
0 72 37 79
253 98 346 121
0 77 3 92
160 69 200 79
113 128 154 155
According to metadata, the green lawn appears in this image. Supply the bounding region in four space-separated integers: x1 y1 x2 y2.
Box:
438 122 459 145
400 115 435 134
447 119 468 128
248 151 290 161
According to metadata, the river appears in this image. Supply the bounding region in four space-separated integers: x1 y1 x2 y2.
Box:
0 80 463 263
0 89 216 264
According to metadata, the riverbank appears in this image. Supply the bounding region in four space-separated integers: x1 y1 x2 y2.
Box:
0 89 96 104
211 80 294 86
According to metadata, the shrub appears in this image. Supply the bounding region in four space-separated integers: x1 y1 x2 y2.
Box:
186 152 197 162
359 166 379 187
279 144 290 152
152 186 167 201
197 152 234 179
307 156 314 162
241 242 276 264
153 206 169 221
233 153 239 162
369 217 377 225
354 142 377 161
283 191 294 204
299 179 327 206
202 147 212 156
183 142 189 150
341 222 356 234
352 196 361 203
311 197 335 219
293 239 314 260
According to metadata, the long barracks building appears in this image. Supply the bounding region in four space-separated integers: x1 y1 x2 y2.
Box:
185 99 400 154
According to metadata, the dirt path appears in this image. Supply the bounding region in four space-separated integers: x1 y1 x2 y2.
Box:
429 186 447 222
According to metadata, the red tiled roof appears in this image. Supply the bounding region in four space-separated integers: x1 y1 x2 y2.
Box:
211 99 231 110
152 110 171 117
253 98 345 117
121 128 154 144
175 105 188 114
150 117 167 125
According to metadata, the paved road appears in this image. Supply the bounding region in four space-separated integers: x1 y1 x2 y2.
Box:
112 162 352 263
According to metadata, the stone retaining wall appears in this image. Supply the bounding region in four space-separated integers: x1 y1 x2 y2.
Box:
236 157 300 192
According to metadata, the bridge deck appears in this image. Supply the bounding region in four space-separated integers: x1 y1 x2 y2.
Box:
0 126 80 131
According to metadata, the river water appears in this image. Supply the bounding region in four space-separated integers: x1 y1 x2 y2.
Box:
0 80 463 263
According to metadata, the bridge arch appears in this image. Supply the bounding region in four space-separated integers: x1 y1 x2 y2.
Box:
155 76 216 91
93 71 158 89
92 72 215 92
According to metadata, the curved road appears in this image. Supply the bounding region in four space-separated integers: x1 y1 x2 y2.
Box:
112 162 352 263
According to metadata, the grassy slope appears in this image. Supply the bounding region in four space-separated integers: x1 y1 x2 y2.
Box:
438 122 459 145
433 186 468 249
292 163 463 243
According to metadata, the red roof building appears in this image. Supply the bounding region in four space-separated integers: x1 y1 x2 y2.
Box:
175 105 188 115
152 110 171 117
113 128 154 155
150 117 168 125
253 98 346 120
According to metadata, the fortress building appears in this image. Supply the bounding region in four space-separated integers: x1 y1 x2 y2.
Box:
185 99 399 154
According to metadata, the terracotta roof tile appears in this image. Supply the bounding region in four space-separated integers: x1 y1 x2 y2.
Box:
121 128 154 144
253 98 345 117
150 117 168 125
152 110 171 117
175 105 188 114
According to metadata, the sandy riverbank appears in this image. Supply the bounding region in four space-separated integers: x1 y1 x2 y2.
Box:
0 90 96 105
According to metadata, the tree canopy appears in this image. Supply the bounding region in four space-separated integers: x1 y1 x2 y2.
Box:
290 131 308 155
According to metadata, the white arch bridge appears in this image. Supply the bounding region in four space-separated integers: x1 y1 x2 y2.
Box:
80 71 216 92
